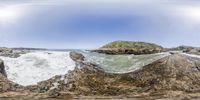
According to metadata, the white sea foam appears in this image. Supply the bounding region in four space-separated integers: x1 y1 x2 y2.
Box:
0 51 75 86
182 53 200 58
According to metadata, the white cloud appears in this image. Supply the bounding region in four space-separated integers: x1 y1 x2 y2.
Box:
1 0 200 27
0 5 25 26
175 6 200 23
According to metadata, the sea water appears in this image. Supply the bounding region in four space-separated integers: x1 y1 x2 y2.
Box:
82 51 171 73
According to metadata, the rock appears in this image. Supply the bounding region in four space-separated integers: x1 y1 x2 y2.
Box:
91 41 163 55
0 59 6 77
0 74 22 93
168 46 200 55
69 51 85 62
0 59 23 94
0 47 29 58
47 88 60 97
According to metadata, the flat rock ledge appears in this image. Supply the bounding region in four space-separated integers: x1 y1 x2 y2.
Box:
0 52 200 100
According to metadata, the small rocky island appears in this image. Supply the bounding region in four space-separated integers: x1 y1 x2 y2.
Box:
0 41 200 100
91 41 164 55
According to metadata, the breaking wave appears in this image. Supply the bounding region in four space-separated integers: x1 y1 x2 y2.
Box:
0 51 75 86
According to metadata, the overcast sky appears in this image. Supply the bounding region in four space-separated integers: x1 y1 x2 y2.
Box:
0 0 200 49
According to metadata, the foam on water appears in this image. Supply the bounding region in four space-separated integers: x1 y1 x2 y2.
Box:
183 53 200 58
0 51 75 86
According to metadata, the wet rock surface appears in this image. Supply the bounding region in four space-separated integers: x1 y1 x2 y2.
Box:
0 52 200 99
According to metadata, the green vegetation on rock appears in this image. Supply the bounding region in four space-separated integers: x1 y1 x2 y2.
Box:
92 41 163 55
101 41 162 49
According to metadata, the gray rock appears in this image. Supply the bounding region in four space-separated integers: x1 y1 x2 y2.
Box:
69 51 85 62
0 47 29 58
0 59 6 77
47 88 60 97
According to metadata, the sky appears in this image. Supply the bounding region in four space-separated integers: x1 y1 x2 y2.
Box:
0 0 200 49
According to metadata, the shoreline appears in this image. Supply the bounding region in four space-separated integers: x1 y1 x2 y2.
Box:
0 42 200 99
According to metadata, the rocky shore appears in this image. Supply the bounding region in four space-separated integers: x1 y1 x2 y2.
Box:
30 52 200 99
0 51 199 99
0 42 200 99
168 46 200 55
0 47 29 58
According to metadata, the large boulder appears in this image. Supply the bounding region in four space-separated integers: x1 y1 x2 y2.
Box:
69 51 85 62
91 41 163 55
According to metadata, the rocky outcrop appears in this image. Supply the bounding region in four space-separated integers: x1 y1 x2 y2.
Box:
168 46 200 55
0 59 22 93
69 51 85 62
0 74 23 93
91 41 163 55
0 47 28 58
